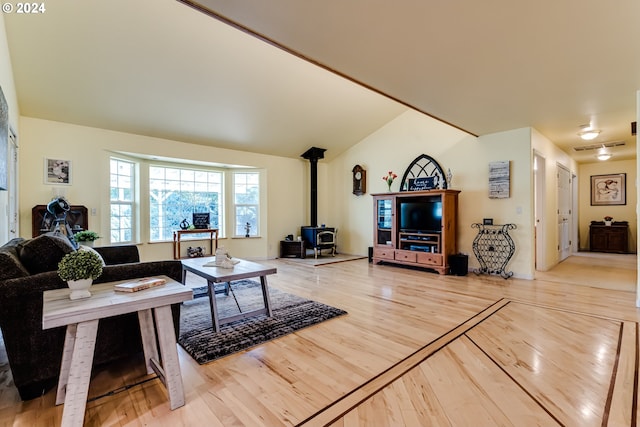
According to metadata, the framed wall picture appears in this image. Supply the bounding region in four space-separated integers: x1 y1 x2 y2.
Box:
44 158 72 185
489 160 510 198
591 173 626 206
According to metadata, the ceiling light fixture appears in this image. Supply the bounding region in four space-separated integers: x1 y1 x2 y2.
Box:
596 146 611 161
578 124 601 140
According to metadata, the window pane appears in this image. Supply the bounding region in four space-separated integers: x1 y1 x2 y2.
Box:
233 172 260 236
110 159 135 243
236 206 258 236
149 166 223 241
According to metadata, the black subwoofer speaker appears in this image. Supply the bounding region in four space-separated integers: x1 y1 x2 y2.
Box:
449 254 468 276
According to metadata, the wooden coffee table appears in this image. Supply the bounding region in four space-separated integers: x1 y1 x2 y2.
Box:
180 257 277 332
42 277 192 427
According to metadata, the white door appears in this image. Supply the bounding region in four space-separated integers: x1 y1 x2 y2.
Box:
572 173 578 254
534 152 546 270
557 164 571 261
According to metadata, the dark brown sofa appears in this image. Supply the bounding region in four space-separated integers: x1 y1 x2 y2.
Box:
0 234 183 400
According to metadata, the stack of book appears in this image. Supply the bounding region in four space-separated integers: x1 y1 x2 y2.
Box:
114 277 166 293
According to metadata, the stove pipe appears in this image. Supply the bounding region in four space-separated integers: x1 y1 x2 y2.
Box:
301 147 327 227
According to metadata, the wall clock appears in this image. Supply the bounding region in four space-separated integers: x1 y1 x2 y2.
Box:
352 164 366 196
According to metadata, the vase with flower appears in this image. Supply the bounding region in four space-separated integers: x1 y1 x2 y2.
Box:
382 171 398 192
604 216 613 226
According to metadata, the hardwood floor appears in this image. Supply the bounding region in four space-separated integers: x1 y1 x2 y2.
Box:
0 252 638 426
535 251 637 292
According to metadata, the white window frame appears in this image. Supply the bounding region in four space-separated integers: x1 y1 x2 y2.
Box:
109 157 136 243
233 171 260 237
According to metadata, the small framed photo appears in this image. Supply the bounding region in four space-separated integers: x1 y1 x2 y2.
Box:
44 158 72 185
483 218 494 225
591 173 626 206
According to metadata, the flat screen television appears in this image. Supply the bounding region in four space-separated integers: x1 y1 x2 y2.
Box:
400 199 442 232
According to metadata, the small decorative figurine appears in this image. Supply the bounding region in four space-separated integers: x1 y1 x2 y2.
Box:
180 218 190 230
245 222 251 237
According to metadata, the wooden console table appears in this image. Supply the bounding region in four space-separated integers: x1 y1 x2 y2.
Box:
42 277 192 427
173 228 219 259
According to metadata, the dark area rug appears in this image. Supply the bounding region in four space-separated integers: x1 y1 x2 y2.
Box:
178 280 347 364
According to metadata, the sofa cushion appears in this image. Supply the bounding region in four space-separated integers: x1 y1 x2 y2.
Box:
18 233 76 274
0 251 30 281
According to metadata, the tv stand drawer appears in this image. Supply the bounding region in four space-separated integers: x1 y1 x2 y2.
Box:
373 248 395 260
395 250 417 263
417 252 442 266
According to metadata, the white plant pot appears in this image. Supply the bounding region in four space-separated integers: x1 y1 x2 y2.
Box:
67 278 93 300
604 221 612 226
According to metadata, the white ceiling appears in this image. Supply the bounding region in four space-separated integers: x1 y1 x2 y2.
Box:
5 0 639 164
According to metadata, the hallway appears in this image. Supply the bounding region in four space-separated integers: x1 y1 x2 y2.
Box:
535 251 637 292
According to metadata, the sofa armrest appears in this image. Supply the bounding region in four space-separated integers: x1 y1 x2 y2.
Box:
94 245 140 265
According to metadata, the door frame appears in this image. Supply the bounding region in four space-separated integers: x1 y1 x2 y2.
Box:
534 151 546 270
556 163 572 262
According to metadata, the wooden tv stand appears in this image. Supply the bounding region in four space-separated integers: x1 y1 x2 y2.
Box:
371 189 460 274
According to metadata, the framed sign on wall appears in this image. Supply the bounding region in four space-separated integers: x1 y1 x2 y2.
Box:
489 161 510 198
192 212 211 229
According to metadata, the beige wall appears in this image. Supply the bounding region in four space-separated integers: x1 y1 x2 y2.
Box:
578 160 637 252
327 110 536 279
18 117 309 261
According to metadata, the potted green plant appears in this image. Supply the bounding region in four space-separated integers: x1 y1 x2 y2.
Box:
58 250 103 300
73 230 101 247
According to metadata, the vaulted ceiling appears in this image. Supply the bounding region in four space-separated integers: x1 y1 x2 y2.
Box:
4 0 639 163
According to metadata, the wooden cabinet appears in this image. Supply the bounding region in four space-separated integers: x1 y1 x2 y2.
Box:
589 221 628 253
372 189 460 274
280 240 306 258
32 205 88 237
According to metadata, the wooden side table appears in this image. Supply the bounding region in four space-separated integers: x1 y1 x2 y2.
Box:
280 240 306 258
173 228 219 259
42 277 192 427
